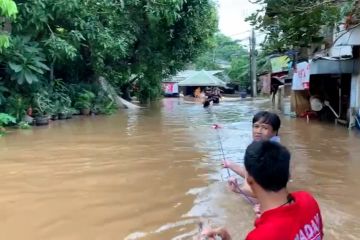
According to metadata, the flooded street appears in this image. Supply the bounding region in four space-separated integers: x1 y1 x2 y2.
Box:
0 98 359 240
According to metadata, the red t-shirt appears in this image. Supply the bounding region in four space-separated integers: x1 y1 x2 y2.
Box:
246 191 323 240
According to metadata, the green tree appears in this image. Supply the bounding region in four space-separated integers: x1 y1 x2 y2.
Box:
228 57 250 90
0 0 18 51
194 33 255 89
8 0 218 103
194 33 248 70
123 0 218 102
246 0 355 55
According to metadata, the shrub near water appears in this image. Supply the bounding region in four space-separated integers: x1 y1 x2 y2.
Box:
0 113 16 136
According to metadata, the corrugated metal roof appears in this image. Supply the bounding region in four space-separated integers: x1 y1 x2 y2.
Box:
163 70 224 82
178 70 226 87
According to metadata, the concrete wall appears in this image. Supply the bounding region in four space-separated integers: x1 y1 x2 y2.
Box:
350 60 360 127
274 86 283 111
350 74 360 109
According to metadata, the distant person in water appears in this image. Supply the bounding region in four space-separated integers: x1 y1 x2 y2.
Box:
203 98 211 108
212 87 222 103
194 87 201 98
203 87 221 107
203 87 212 107
223 111 282 198
200 141 323 240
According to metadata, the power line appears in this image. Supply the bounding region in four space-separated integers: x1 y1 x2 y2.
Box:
228 30 251 37
231 32 266 42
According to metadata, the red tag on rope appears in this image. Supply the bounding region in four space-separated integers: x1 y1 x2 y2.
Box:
212 124 221 129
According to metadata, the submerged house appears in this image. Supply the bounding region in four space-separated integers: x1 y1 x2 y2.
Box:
305 24 360 127
177 70 227 96
272 3 360 128
162 70 225 97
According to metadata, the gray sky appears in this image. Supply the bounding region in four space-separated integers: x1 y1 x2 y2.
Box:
217 0 265 46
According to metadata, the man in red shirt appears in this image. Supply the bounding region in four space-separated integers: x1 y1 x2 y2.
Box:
200 141 323 240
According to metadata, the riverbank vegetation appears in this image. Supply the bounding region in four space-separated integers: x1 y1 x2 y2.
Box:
193 33 271 92
0 0 218 135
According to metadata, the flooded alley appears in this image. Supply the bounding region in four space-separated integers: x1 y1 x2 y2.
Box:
0 98 359 240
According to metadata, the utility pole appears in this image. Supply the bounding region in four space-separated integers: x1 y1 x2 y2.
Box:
249 28 257 97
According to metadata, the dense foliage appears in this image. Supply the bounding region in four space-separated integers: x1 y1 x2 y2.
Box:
246 0 356 54
194 33 270 90
0 0 218 134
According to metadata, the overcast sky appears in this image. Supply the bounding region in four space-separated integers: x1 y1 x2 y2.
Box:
217 0 265 46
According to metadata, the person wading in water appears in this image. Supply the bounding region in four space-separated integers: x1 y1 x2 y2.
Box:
223 111 282 198
199 141 323 240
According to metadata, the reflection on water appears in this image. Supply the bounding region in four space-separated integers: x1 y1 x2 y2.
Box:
0 98 359 240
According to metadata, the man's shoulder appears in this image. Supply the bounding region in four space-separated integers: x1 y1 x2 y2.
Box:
246 224 288 240
246 191 322 240
292 191 319 207
292 191 314 198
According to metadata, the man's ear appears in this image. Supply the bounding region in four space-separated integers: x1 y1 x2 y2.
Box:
246 174 255 186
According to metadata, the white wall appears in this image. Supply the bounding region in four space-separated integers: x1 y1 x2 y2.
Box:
350 71 360 127
350 59 360 107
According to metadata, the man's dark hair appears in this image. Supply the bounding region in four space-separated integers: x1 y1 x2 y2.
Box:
252 111 281 134
244 141 290 192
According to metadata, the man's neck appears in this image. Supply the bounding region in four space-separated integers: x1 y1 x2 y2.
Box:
256 188 289 213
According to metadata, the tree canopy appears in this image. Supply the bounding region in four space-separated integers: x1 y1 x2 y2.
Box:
246 0 356 54
0 0 218 106
194 33 248 69
0 0 18 51
193 33 270 91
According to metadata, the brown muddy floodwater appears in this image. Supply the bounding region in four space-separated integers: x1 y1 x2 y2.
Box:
0 98 359 240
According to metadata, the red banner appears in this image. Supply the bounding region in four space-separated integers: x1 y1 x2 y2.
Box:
162 82 179 94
